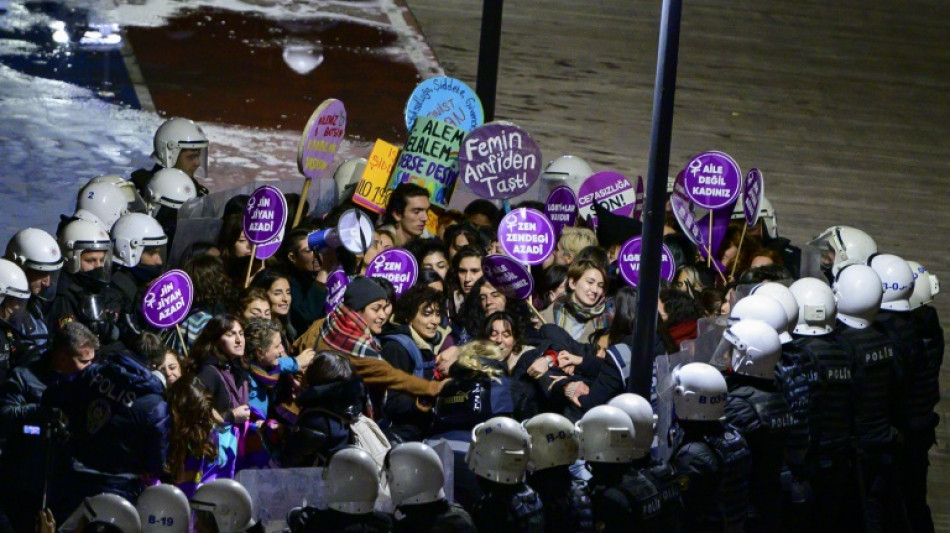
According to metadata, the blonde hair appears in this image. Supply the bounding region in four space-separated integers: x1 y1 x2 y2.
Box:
454 341 504 382
559 227 598 258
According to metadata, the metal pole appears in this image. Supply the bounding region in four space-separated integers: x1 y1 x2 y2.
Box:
629 0 683 396
475 0 504 122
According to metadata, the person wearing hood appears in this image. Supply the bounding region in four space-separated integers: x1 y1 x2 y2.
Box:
541 259 613 342
308 277 445 408
41 332 169 521
379 285 453 443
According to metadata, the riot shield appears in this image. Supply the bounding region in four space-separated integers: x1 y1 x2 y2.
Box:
799 242 827 282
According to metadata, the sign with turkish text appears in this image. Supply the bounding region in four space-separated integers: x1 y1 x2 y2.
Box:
458 122 542 199
297 98 346 179
497 208 556 266
352 139 400 214
617 237 675 287
682 151 741 210
324 269 349 315
243 186 288 246
577 171 635 227
141 269 194 329
389 117 463 209
365 248 418 297
405 76 484 132
545 186 578 236
482 255 534 300
633 175 645 221
744 168 764 227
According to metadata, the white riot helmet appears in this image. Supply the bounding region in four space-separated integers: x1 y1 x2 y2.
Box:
907 260 940 309
72 209 109 232
789 277 837 335
111 213 168 268
730 196 778 240
333 157 368 201
522 412 579 470
721 319 782 380
87 175 137 204
77 181 131 230
152 117 209 171
5 228 63 272
607 393 656 459
868 253 914 311
672 362 728 421
81 493 142 533
384 442 445 507
59 219 112 274
190 479 254 533
576 405 636 464
147 168 197 213
136 484 190 533
750 282 799 335
539 155 594 193
808 226 878 276
0 259 30 306
466 416 531 484
729 293 792 344
832 264 883 329
324 448 380 514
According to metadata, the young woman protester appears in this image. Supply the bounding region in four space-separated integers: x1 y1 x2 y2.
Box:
541 259 613 342
243 318 314 419
446 245 485 319
378 285 454 443
455 277 537 346
248 268 296 345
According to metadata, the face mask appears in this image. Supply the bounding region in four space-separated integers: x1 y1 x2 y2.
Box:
130 264 163 283
75 267 109 292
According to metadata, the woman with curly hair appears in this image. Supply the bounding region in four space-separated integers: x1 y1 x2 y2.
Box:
165 376 235 497
182 254 236 346
455 277 537 345
244 317 314 418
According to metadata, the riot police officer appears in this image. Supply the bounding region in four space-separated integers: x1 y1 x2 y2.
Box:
0 258 32 378
5 227 65 351
131 117 210 199
287 448 392 532
48 219 124 347
721 319 796 532
522 413 593 533
669 362 752 533
109 213 168 312
382 442 475 533
831 264 907 532
191 479 257 533
465 416 544 533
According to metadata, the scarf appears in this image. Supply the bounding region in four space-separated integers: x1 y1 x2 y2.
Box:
320 304 382 359
551 292 612 331
250 362 281 390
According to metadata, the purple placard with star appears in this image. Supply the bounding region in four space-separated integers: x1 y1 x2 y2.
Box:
365 248 418 296
545 186 578 236
617 237 676 287
682 151 742 210
458 122 542 199
497 208 556 266
243 185 288 246
141 269 194 329
577 170 635 228
482 255 534 300
744 168 764 227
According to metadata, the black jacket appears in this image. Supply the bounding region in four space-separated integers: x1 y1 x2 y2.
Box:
279 377 363 467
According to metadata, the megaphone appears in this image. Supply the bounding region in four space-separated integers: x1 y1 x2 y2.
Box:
307 209 375 254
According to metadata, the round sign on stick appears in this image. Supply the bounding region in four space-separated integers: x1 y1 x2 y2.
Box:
365 248 418 297
482 255 534 300
297 98 347 179
458 122 542 199
577 171 635 228
141 270 194 329
497 208 556 266
324 269 350 315
743 168 764 227
405 76 484 132
243 185 288 246
633 175 645 221
255 227 284 261
617 237 676 287
682 151 741 210
545 186 578 236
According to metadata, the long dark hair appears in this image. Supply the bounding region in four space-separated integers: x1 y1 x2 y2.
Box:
479 311 524 353
446 245 485 298
458 277 533 338
190 314 243 369
607 286 638 345
165 376 216 479
183 254 235 310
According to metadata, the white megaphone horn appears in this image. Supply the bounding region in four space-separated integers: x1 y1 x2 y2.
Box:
307 208 375 254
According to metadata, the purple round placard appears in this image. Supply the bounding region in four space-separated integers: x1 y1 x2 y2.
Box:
365 248 418 296
297 98 347 179
243 185 288 246
617 237 676 287
545 186 578 236
743 168 764 227
458 122 542 199
141 269 194 329
577 171 635 227
497 208 556 266
255 227 284 260
324 269 350 315
482 255 534 300
682 151 741 210
633 175 645 221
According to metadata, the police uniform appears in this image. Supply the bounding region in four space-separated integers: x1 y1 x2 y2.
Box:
287 506 393 533
41 349 168 520
640 458 684 533
392 499 476 533
670 420 752 533
46 270 124 347
725 373 798 533
471 480 545 533
588 462 661 533
528 465 593 533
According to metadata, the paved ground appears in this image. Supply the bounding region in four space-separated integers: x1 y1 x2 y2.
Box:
404 0 950 527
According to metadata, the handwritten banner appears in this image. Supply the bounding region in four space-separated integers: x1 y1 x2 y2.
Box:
352 139 400 214
297 99 346 179
405 76 484 132
389 117 463 209
458 122 542 199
